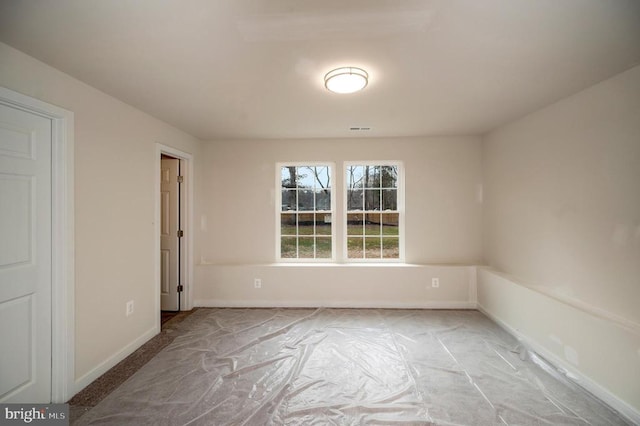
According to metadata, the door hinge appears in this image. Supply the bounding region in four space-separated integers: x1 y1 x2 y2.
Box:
177 230 184 238
177 175 184 183
177 285 184 292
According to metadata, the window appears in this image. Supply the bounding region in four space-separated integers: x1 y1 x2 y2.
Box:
346 164 402 260
276 162 402 262
278 164 334 260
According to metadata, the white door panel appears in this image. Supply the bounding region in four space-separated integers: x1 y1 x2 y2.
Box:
0 295 33 397
0 175 32 268
160 158 180 311
0 103 52 403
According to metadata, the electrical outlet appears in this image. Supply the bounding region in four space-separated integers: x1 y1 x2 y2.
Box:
432 278 440 288
126 300 134 316
254 278 262 289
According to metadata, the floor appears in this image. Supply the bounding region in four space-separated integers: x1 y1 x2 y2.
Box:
72 308 629 425
69 310 196 424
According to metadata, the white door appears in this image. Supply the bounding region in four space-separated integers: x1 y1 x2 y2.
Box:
0 103 52 403
160 157 180 311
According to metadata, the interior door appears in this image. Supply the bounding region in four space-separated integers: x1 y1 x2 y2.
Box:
160 157 180 311
0 102 52 402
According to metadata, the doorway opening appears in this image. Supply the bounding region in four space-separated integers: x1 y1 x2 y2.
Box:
155 145 193 331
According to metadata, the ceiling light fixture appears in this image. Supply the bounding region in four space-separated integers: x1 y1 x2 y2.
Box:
324 67 368 94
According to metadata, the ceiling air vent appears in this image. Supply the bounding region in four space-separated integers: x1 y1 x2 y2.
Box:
349 127 371 131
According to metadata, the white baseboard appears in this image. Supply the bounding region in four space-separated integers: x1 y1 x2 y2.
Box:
194 299 477 309
478 303 640 426
72 325 159 397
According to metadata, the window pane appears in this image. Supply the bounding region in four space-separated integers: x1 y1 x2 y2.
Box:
365 214 382 235
346 165 364 189
382 223 399 236
296 167 315 188
365 166 381 188
382 189 397 210
347 237 364 258
297 190 313 210
280 166 296 188
382 238 399 258
315 189 331 210
316 214 332 235
297 224 314 235
298 213 314 223
281 237 297 258
381 166 398 188
298 213 314 235
364 237 381 258
382 213 399 228
364 189 380 210
282 189 297 211
312 166 331 190
298 237 315 258
347 213 364 235
280 166 304 189
347 189 363 210
281 214 296 235
316 237 331 258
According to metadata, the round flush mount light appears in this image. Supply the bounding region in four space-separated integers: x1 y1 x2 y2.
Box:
324 67 368 94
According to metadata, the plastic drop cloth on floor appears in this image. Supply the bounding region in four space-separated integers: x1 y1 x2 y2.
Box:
76 308 629 425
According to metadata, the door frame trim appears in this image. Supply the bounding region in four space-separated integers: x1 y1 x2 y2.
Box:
0 86 75 403
154 144 193 327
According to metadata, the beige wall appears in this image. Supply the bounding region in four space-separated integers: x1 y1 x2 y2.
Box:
0 42 203 388
483 64 640 323
481 65 640 417
195 136 483 306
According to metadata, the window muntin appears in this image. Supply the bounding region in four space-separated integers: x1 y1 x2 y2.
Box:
279 165 333 260
346 164 401 260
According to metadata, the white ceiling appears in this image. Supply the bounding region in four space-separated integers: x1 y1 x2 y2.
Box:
1 0 639 141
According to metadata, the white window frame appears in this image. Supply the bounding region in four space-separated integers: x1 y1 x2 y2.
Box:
276 162 336 262
343 161 405 263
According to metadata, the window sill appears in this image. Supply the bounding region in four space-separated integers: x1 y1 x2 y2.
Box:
197 261 478 268
275 262 412 267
